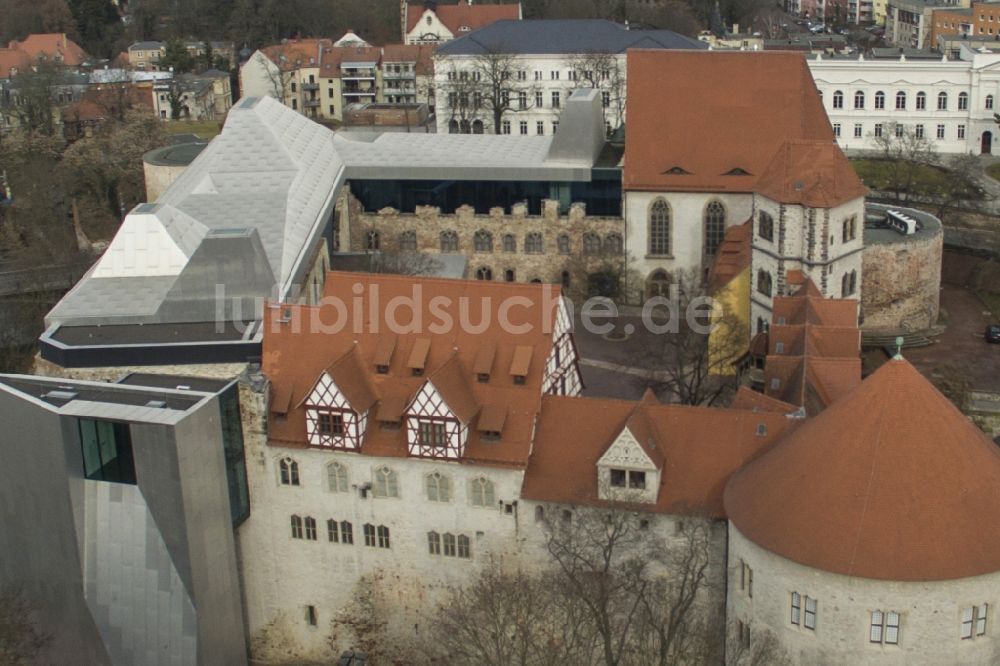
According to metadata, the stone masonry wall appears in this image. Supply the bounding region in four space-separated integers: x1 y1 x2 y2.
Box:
862 230 944 333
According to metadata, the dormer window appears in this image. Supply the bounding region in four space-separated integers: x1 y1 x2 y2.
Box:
376 365 389 374
317 411 345 437
513 375 526 385
610 468 646 490
419 421 447 447
481 430 501 442
412 367 424 377
663 166 690 175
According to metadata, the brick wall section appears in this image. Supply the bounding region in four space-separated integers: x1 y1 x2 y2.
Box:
351 196 626 294
861 230 943 333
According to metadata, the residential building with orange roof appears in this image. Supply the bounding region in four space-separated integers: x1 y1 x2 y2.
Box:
7 33 87 66
403 0 522 45
726 357 1000 664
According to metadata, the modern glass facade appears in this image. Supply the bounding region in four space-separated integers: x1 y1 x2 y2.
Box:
79 419 137 484
350 171 622 217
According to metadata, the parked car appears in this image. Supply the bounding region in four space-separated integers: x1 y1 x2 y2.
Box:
987 325 1000 343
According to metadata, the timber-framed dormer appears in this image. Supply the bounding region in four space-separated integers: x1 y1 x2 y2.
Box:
303 346 378 450
596 391 663 504
406 354 479 459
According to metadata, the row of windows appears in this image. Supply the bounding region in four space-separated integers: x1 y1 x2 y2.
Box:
834 122 967 141
279 458 497 506
291 517 391 548
427 531 472 558
758 212 856 244
829 89 985 111
447 69 613 83
647 198 725 257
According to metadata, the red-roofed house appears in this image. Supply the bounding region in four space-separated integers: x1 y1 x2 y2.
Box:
7 33 87 66
624 50 866 331
404 0 522 45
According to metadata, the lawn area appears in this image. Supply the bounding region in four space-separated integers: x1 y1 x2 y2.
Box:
850 158 983 200
163 119 223 140
986 162 1000 182
977 290 1000 320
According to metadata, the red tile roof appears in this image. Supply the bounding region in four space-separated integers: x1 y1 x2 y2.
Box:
624 50 834 195
264 272 565 468
8 33 87 66
406 0 521 35
0 48 30 79
381 43 435 75
726 358 1000 581
522 395 793 517
755 139 866 208
262 39 332 71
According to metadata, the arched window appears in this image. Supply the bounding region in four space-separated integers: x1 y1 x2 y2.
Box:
440 230 458 252
304 516 317 540
472 119 484 134
448 119 459 134
561 270 570 289
340 521 353 544
842 215 857 242
469 476 495 506
604 233 623 254
475 266 493 280
366 230 381 251
425 472 451 502
937 91 948 110
854 90 865 109
279 457 299 486
875 91 885 109
457 534 471 558
443 533 457 556
459 119 470 133
534 505 545 522
557 234 570 254
327 461 348 492
427 531 441 555
832 90 844 109
648 198 670 256
373 466 399 498
504 269 515 282
502 234 516 252
758 211 774 242
583 232 601 254
399 230 416 251
474 229 493 252
646 269 670 300
704 201 726 256
757 269 773 297
524 232 543 254
987 95 995 110
842 270 857 296
959 92 969 110
895 91 906 110
290 515 303 539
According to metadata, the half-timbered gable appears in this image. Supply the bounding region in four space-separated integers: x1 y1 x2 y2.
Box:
542 296 583 397
303 346 377 450
406 355 478 459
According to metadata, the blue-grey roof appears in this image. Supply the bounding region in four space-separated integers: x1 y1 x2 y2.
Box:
435 19 707 56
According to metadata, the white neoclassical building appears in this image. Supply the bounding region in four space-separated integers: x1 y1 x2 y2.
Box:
809 46 1000 154
725 357 1000 664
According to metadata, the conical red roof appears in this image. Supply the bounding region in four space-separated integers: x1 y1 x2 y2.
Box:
725 358 1000 581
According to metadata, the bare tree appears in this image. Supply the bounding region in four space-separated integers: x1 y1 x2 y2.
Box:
3 60 64 136
728 625 793 666
566 51 625 132
868 121 937 203
635 268 746 406
0 587 50 665
440 47 540 134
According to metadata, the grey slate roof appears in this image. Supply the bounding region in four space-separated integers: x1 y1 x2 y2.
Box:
435 19 706 56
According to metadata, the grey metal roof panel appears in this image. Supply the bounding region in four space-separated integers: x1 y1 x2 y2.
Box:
46 274 178 324
434 19 707 56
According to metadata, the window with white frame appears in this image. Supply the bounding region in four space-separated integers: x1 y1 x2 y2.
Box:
536 120 544 135
425 472 451 502
804 597 817 629
895 91 906 110
987 94 994 110
874 123 883 137
327 462 349 492
363 523 390 548
377 525 390 548
916 90 926 110
895 123 905 138
915 124 924 139
937 91 947 110
832 90 843 109
519 120 528 135
959 92 968 110
427 530 441 554
552 91 560 108
854 123 862 138
854 90 865 108
958 124 966 139
373 466 399 498
875 91 885 109
961 604 988 639
443 532 457 556
609 468 646 490
469 476 495 506
328 519 353 544
535 90 543 107
304 516 317 540
833 123 841 137
501 120 510 134
937 124 946 139
279 457 300 486
790 592 816 630
870 610 900 644
291 514 303 539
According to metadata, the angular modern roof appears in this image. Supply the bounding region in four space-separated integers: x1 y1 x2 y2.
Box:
624 50 834 194
435 19 705 56
726 358 1000 581
264 272 566 468
407 0 521 36
46 96 344 328
522 395 794 517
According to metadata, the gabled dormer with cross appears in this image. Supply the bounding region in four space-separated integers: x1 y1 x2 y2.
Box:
405 354 478 459
303 346 377 450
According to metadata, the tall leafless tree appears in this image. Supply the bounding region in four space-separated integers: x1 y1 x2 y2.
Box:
566 51 625 132
440 47 540 134
868 121 937 203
